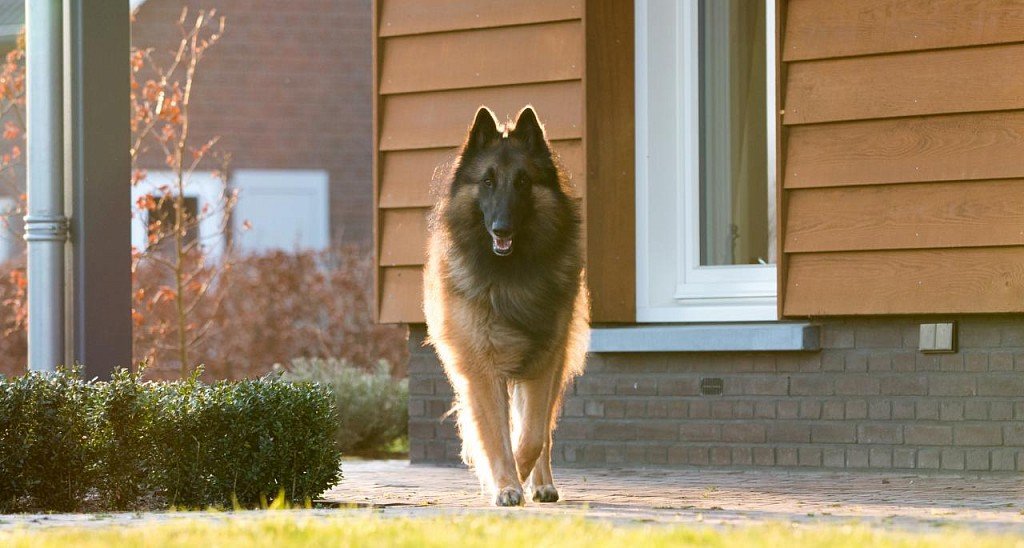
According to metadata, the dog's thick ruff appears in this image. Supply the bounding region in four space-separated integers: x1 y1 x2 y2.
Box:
423 106 589 507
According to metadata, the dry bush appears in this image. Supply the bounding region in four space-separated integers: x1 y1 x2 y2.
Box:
135 245 408 380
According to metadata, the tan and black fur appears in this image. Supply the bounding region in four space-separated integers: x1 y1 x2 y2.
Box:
423 106 589 506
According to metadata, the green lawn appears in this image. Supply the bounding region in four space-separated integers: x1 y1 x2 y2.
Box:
0 514 1021 548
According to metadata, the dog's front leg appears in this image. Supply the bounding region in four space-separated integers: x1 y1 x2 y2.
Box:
463 374 523 506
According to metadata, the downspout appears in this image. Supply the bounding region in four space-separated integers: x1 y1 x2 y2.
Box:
24 0 67 372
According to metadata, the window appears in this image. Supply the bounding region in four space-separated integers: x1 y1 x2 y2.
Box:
636 0 777 322
131 171 227 259
230 170 329 254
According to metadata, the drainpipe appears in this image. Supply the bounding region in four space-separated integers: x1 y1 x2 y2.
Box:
24 0 67 372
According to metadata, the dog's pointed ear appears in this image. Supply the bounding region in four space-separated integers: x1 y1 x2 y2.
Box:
510 105 549 154
464 106 500 153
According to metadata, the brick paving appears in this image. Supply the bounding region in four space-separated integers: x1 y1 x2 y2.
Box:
321 460 1024 533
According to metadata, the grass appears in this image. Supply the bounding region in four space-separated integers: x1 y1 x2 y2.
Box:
0 513 1022 548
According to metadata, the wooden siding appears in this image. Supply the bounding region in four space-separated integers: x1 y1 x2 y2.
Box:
373 0 597 323
781 0 1024 316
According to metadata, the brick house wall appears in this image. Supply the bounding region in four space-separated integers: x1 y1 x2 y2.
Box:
409 318 1024 471
132 0 372 244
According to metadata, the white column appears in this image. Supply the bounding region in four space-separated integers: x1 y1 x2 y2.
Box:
25 0 67 372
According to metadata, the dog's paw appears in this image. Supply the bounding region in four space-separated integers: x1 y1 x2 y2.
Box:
494 486 525 507
532 484 559 503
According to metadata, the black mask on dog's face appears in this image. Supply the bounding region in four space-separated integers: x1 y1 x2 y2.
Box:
460 107 549 257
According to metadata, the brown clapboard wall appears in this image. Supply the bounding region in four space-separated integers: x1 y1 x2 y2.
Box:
374 0 638 324
780 0 1024 316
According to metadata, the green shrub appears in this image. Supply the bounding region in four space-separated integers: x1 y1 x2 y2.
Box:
280 358 407 455
0 370 93 512
0 369 343 512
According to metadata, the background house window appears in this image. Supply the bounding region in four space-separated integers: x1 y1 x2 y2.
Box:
147 196 199 257
230 169 329 254
636 0 777 322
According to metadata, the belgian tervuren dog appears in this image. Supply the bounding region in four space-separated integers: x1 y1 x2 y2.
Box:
423 106 589 506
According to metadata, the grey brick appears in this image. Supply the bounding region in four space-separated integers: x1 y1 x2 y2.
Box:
636 422 679 441
822 324 854 349
710 400 734 419
689 400 710 419
846 447 869 468
893 448 916 469
846 399 868 419
732 447 753 466
722 423 766 443
658 378 699 396
835 376 880 396
733 401 754 419
754 401 776 419
777 400 800 419
869 447 892 468
915 354 939 371
667 446 687 465
964 353 988 372
800 400 822 419
647 446 668 465
709 447 731 466
929 375 976 396
845 353 868 372
576 376 617 395
905 425 952 446
409 420 435 440
916 400 939 420
790 376 832 396
880 375 927 396
776 356 802 373
811 423 856 444
409 398 426 417
938 354 964 372
822 400 845 420
941 448 965 470
867 354 892 372
594 422 637 441
409 377 434 395
990 401 1013 421
960 325 1000 348
859 424 902 444
679 422 720 442
741 376 789 396
799 448 822 466
917 448 941 469
855 326 901 348
688 447 710 466
989 351 1014 371
892 352 916 372
1003 424 1024 446
991 448 1017 471
963 400 988 420
585 400 605 417
768 423 810 443
822 353 844 371
625 400 647 418
977 375 1024 396
823 448 845 468
940 401 964 421
753 447 774 466
776 447 798 466
892 401 915 420
965 449 990 471
868 400 892 420
616 378 658 396
604 400 626 418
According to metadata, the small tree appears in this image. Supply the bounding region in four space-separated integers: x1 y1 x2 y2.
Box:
130 9 236 376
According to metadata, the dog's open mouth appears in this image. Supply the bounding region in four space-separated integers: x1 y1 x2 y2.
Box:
492 235 513 256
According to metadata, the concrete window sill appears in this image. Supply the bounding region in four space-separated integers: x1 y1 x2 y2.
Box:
589 323 820 353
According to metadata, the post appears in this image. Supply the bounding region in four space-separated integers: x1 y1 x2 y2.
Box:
65 0 132 378
25 0 67 373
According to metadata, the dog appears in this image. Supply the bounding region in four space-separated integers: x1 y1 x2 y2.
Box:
423 105 589 507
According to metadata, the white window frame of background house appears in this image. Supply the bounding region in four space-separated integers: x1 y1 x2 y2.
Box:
131 169 330 258
635 0 778 322
131 170 228 259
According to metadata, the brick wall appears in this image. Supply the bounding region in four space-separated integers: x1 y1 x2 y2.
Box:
409 318 1024 471
132 0 372 244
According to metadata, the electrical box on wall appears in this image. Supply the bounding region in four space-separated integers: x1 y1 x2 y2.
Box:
919 322 957 353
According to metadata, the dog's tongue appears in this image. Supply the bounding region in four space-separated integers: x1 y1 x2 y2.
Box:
493 235 513 254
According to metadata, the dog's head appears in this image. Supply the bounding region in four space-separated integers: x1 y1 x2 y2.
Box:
450 105 561 257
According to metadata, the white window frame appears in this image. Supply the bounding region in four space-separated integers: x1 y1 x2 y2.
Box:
635 0 778 322
131 170 227 260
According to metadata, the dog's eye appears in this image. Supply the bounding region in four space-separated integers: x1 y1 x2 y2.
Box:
482 178 493 188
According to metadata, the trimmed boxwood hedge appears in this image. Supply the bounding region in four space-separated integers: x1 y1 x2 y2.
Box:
0 368 343 512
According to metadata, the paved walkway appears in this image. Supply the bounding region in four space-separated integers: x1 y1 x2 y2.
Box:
321 460 1024 533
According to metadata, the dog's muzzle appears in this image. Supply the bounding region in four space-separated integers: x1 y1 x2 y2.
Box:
492 234 513 256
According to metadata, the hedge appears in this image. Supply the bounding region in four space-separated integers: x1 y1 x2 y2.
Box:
0 369 343 512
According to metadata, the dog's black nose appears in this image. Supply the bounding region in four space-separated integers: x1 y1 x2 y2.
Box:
491 224 512 238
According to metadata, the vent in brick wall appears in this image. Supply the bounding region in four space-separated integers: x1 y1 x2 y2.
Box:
700 377 724 396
